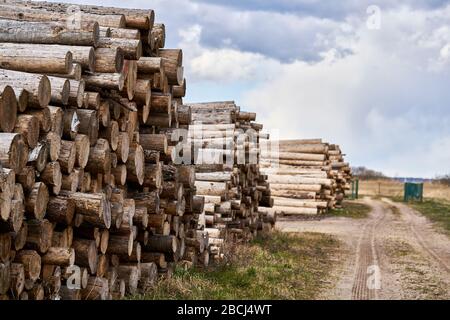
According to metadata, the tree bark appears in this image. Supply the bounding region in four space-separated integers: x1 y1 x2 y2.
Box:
46 196 75 225
24 182 49 221
42 247 75 266
14 250 41 281
59 140 76 174
72 238 98 275
0 18 99 46
97 36 142 60
0 85 17 132
25 219 53 254
0 69 51 108
40 161 62 195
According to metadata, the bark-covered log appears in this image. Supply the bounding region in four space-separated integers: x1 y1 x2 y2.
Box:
0 18 99 46
98 37 142 60
0 85 17 132
85 138 111 174
145 235 177 254
126 143 144 185
94 47 123 73
59 140 76 174
25 219 53 254
42 247 75 267
14 114 39 148
77 109 98 146
40 161 62 195
27 142 48 173
0 233 10 263
80 276 109 300
116 264 139 295
24 182 49 221
46 196 75 225
72 238 98 275
74 134 90 169
14 250 40 282
133 191 160 215
0 69 51 108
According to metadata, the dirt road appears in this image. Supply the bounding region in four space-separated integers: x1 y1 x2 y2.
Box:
276 197 450 300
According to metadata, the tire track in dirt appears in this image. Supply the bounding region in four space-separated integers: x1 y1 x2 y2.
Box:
276 197 450 299
351 199 387 300
383 199 450 274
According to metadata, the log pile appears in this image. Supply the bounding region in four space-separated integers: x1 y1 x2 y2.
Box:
0 0 212 300
161 101 275 264
0 0 351 301
259 139 351 216
328 144 351 208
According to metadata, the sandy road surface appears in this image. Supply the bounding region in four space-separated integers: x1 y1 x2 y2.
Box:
276 197 450 300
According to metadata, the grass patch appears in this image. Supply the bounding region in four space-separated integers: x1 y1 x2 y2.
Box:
133 232 339 300
327 201 371 219
407 199 450 235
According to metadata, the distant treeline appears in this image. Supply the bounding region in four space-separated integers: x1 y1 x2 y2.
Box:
435 174 450 186
351 166 386 180
352 166 450 185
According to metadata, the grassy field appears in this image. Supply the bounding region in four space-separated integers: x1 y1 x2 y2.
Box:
327 201 371 219
359 179 450 201
133 232 339 300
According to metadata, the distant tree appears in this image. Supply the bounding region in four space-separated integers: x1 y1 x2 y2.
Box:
351 166 386 180
435 174 450 186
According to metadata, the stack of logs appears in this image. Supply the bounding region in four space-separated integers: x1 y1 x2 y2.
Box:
160 101 276 264
0 0 214 300
0 0 276 300
328 144 351 208
258 139 351 216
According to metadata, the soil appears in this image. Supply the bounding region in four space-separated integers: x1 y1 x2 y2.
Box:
275 197 450 300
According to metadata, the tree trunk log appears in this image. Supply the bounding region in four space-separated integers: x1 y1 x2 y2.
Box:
72 238 98 275
42 247 75 266
94 47 123 73
0 69 51 108
145 235 177 254
46 196 75 225
25 182 49 221
59 140 76 174
77 109 98 146
0 18 99 47
14 114 39 148
14 250 41 282
126 143 144 185
0 85 17 132
25 219 53 254
97 37 142 60
85 138 111 175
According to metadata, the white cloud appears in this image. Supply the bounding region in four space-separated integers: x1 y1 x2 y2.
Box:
239 6 450 177
48 0 450 177
179 25 280 83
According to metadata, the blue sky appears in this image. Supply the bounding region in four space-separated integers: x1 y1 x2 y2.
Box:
53 0 450 178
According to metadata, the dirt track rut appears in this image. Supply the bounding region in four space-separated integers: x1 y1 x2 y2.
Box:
276 197 450 300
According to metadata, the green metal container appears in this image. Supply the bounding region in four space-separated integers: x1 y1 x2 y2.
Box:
349 178 359 200
404 182 423 202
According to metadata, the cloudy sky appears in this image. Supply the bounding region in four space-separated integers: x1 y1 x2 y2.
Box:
54 0 450 178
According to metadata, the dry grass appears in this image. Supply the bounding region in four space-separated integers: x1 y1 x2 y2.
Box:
404 199 450 236
370 180 450 235
132 232 340 300
327 201 371 219
359 179 450 201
